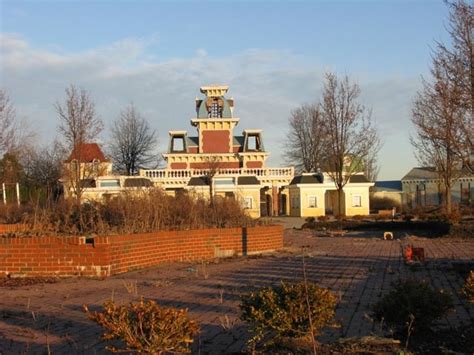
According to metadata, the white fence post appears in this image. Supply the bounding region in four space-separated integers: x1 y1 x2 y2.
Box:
2 183 6 205
16 182 20 206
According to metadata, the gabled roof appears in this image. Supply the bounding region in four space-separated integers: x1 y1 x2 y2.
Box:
290 174 324 185
401 167 438 181
349 175 370 183
233 136 245 146
186 136 199 147
66 143 108 163
237 176 260 185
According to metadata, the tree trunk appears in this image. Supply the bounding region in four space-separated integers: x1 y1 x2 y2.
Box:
209 179 214 207
445 184 452 214
337 188 345 216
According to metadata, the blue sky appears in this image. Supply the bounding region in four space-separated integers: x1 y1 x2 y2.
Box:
1 0 451 179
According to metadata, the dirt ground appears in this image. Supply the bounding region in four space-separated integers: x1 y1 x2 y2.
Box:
0 224 473 354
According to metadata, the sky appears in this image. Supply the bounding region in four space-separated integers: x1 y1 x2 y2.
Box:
0 0 452 180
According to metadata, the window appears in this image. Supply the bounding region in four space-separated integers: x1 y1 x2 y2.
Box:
352 195 362 207
214 178 235 186
243 197 253 209
308 195 317 208
100 180 120 188
210 101 220 118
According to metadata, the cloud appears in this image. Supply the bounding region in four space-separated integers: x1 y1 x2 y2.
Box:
0 32 418 179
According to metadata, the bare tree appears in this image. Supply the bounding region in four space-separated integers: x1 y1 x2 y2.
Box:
284 103 328 173
411 0 473 214
109 104 158 175
23 141 66 202
363 136 382 182
411 56 467 214
437 0 473 113
322 73 379 215
56 85 103 148
55 85 103 203
435 0 473 172
202 156 222 206
0 90 16 156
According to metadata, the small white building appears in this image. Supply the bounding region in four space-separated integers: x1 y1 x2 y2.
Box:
288 173 374 217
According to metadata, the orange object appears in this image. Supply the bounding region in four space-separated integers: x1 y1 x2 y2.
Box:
412 247 425 263
404 245 413 261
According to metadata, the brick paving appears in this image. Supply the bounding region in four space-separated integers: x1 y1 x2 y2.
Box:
1 228 473 354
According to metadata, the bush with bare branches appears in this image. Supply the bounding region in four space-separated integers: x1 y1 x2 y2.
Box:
19 189 254 236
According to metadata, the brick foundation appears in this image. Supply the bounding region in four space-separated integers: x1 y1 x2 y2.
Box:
0 225 283 278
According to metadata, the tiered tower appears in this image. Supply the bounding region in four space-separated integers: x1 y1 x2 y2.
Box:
163 85 268 170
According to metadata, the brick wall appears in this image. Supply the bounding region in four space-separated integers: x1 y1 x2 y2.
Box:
0 224 28 233
0 225 283 278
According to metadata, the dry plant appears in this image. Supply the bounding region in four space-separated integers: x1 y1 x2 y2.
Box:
20 187 254 236
122 280 138 296
240 280 337 351
461 270 474 303
219 314 237 331
217 289 225 304
84 298 199 353
199 262 210 280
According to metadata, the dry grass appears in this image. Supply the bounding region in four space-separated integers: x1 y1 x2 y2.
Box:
2 188 256 236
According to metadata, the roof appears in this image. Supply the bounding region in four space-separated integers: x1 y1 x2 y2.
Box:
233 136 245 146
290 174 324 185
186 136 199 147
66 143 108 163
374 180 403 192
237 176 260 185
188 177 210 186
401 167 438 181
349 175 370 183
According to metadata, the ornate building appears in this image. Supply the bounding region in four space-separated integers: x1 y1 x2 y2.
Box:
62 86 374 218
139 86 294 218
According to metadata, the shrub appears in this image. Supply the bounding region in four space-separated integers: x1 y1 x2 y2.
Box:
240 281 337 349
461 271 474 303
22 188 255 235
317 215 329 222
373 279 453 334
402 214 414 222
84 298 199 353
446 210 462 224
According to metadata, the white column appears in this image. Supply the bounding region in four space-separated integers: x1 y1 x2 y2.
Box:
16 182 20 206
2 183 6 205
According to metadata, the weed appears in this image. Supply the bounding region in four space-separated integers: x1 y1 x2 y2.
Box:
122 280 138 296
461 270 474 303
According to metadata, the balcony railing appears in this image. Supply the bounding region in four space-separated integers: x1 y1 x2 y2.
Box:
139 167 295 181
